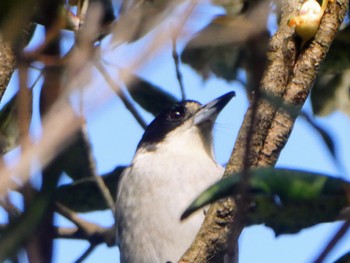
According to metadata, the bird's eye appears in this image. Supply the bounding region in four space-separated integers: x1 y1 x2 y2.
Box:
168 106 185 121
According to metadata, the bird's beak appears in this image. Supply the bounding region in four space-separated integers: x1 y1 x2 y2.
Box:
193 91 235 126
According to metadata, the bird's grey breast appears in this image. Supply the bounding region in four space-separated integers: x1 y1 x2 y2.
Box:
116 148 223 263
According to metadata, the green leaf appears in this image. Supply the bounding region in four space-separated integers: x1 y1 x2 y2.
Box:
56 166 125 212
182 168 350 236
127 75 177 116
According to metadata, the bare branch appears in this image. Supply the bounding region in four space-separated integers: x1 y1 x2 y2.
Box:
172 35 186 100
75 244 97 263
314 219 350 262
55 203 116 246
0 198 20 218
0 223 115 245
80 122 116 214
95 62 148 129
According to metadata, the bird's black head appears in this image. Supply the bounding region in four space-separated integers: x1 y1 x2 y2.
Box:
137 100 200 150
137 92 235 151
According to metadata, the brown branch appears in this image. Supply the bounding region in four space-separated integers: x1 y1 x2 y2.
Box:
171 34 186 100
55 203 116 246
25 2 64 262
95 62 148 129
57 226 115 249
0 38 16 100
0 223 115 246
179 0 349 262
80 121 116 214
75 244 97 263
314 219 350 263
0 198 20 218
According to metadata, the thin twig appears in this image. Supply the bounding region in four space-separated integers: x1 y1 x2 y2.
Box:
95 62 147 129
109 0 198 97
0 222 115 244
55 203 95 231
55 226 115 243
0 198 21 218
314 219 350 263
17 63 31 149
171 34 185 100
75 244 96 263
23 17 66 62
55 203 116 245
80 121 116 214
4 197 20 263
29 70 43 90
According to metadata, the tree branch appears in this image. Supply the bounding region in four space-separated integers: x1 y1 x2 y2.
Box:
0 38 16 100
95 62 148 129
314 218 350 262
75 244 97 263
55 203 116 246
0 223 115 246
179 0 349 262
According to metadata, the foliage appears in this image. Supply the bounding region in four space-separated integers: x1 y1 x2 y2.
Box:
182 167 350 235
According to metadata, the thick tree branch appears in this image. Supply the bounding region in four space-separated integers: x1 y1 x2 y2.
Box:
0 38 16 100
179 0 349 262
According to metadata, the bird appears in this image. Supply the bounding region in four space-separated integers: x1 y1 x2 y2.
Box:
116 91 235 263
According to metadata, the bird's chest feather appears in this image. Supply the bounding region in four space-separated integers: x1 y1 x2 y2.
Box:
116 147 223 263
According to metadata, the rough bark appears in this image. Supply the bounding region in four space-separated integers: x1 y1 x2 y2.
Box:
0 38 16 101
179 0 349 262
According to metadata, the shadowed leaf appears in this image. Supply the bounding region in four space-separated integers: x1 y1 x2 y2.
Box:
181 1 269 90
302 113 336 160
311 25 350 116
182 168 350 236
128 75 177 116
56 166 125 212
58 131 95 181
0 95 20 154
181 16 243 81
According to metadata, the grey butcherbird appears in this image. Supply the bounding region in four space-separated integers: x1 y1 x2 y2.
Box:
116 92 235 263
